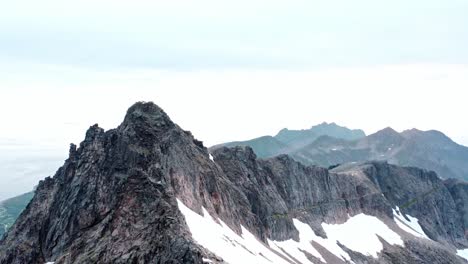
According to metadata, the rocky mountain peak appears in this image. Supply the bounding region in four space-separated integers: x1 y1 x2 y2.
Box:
401 128 422 135
84 124 105 141
367 127 403 143
313 121 337 128
372 127 400 137
120 101 175 133
402 128 455 145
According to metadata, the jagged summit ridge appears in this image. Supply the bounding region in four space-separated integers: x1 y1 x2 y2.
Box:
1 102 468 264
0 101 226 263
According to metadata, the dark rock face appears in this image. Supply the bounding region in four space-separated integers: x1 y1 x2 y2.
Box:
213 136 289 158
445 179 468 238
1 102 467 264
212 147 394 241
332 162 468 248
0 102 227 263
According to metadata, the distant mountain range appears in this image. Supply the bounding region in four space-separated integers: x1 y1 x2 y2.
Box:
0 191 34 238
211 122 365 158
212 124 468 181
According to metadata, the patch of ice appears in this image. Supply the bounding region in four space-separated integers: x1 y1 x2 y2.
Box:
393 207 428 239
457 249 468 260
388 147 392 151
331 148 337 151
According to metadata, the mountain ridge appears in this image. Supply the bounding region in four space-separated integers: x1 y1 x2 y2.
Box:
0 192 34 239
1 102 468 264
211 122 366 158
214 125 468 181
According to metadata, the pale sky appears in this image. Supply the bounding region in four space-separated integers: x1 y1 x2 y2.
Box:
1 0 468 199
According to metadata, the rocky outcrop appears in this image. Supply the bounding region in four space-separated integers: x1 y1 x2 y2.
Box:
1 102 467 264
332 162 468 247
445 179 468 239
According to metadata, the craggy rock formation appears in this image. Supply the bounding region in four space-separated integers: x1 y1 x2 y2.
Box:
332 162 468 248
445 179 468 239
1 102 467 264
0 102 226 263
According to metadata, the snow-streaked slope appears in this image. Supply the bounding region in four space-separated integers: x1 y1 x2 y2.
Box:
268 219 350 263
272 215 406 262
393 207 429 239
177 199 291 264
457 249 468 261
178 199 408 263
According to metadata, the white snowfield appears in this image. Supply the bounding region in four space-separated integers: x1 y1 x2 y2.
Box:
457 249 468 261
177 199 290 264
177 200 413 264
392 207 429 239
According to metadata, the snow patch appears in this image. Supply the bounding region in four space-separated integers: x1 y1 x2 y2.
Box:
322 214 403 258
209 153 215 162
393 207 428 239
45 262 55 264
177 199 292 264
202 258 213 263
178 199 405 263
457 249 468 260
331 148 337 151
269 219 351 263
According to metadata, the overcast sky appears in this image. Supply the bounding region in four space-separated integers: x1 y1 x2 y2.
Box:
1 0 468 199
